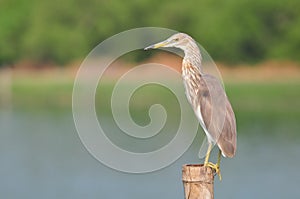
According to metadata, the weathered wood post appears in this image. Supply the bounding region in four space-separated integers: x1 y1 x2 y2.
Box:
182 164 214 199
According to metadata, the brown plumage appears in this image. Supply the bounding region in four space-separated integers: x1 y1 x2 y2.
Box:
195 74 236 157
145 32 237 177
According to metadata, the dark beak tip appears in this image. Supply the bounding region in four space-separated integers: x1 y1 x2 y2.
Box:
144 44 156 51
144 46 151 51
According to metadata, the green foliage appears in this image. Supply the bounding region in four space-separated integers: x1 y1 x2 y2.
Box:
0 0 299 66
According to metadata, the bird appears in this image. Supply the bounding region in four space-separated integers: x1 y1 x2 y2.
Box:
144 33 237 179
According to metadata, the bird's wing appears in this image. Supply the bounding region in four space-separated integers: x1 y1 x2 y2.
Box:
197 74 236 157
220 98 237 157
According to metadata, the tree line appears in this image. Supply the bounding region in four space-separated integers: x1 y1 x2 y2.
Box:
0 0 299 66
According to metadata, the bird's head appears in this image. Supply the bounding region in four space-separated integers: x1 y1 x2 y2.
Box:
144 33 194 52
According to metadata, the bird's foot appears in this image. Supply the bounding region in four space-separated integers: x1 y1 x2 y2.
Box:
204 162 222 181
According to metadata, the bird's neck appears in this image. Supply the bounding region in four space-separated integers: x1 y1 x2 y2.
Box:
182 43 203 75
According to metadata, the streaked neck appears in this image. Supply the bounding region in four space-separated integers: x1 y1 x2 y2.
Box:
182 42 203 74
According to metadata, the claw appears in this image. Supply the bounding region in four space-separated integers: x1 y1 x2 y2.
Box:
204 162 222 181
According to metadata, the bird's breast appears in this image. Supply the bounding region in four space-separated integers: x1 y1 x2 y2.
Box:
182 62 202 107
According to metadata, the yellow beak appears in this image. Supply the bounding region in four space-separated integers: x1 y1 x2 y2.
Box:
144 40 169 50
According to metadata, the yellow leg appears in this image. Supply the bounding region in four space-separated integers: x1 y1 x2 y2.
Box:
203 143 222 180
204 142 213 165
217 149 221 169
216 149 222 180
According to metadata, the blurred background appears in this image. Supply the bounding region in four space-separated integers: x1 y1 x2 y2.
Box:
1 0 300 198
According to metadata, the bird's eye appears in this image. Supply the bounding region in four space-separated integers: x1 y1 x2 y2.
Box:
174 38 179 42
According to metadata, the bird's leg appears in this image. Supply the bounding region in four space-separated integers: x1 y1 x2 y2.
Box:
203 143 222 180
216 149 222 180
204 142 212 165
217 149 221 168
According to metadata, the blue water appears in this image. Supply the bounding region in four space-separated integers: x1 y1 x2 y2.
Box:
1 111 300 199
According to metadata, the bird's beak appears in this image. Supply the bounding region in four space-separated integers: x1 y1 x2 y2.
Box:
144 40 169 50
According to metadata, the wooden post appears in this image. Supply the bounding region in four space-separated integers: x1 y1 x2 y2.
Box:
182 164 214 199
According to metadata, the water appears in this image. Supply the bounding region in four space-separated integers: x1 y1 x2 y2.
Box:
1 111 300 199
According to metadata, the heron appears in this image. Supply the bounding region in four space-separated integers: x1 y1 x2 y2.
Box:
144 33 237 179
